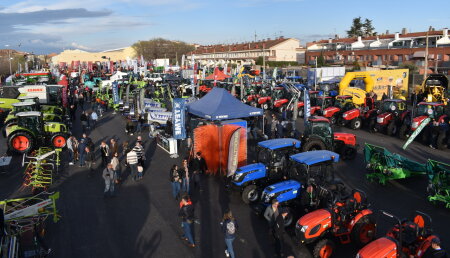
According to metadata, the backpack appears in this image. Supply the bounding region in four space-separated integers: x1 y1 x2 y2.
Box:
226 220 235 235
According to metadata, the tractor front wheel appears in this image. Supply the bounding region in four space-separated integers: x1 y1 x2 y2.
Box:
350 118 362 130
303 139 326 152
341 146 357 160
8 131 34 154
313 239 335 258
369 120 376 133
399 124 409 140
351 215 376 247
387 121 398 136
242 185 259 204
51 133 67 148
262 103 269 110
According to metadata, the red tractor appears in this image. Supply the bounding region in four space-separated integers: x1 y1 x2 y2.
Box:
356 210 441 258
370 99 410 136
312 96 335 116
322 95 355 125
296 91 320 117
271 87 292 112
296 189 376 258
256 87 273 110
340 96 377 130
399 102 448 146
241 88 260 107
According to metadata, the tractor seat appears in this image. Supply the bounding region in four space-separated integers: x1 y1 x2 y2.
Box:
401 221 419 246
351 189 368 209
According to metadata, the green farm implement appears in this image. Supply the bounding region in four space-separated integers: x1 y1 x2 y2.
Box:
364 143 427 184
426 159 450 208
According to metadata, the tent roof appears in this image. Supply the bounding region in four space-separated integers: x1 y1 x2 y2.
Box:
205 68 230 81
187 87 263 120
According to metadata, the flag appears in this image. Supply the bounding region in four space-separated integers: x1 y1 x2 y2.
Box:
304 90 311 128
227 128 241 177
403 118 431 150
172 98 187 139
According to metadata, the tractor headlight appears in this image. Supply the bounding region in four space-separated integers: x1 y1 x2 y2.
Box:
300 225 308 233
343 113 348 118
265 193 275 203
411 121 419 129
377 117 384 123
233 173 243 181
323 110 328 115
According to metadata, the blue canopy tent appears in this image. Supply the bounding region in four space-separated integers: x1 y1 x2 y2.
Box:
187 87 263 120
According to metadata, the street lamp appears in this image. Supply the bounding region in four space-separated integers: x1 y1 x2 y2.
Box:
5 44 12 75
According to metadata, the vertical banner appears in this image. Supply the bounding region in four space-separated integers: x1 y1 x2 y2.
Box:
304 89 311 128
172 98 187 139
227 128 241 177
112 81 119 104
403 118 430 150
110 61 114 74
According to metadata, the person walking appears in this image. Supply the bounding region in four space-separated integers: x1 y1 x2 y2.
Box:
90 110 98 129
100 141 110 167
271 114 279 139
135 114 145 134
170 165 182 200
181 158 191 194
190 152 207 192
111 152 121 183
110 138 119 157
69 104 76 121
273 208 289 257
264 199 280 228
102 163 115 197
423 237 447 258
72 136 79 163
67 136 75 165
85 146 95 177
126 149 139 181
132 142 145 168
122 141 130 157
221 210 238 258
126 118 134 135
179 195 195 248
80 112 88 133
78 138 87 167
78 92 85 110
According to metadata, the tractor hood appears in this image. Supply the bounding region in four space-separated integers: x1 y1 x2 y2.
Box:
232 163 266 186
342 108 360 120
411 115 428 130
323 107 340 118
376 112 392 124
334 132 357 146
356 237 397 258
261 180 302 204
296 209 332 242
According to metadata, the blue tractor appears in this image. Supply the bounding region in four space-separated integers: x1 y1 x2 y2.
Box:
257 150 342 227
231 138 302 204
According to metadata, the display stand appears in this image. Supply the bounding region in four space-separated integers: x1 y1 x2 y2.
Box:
156 133 178 158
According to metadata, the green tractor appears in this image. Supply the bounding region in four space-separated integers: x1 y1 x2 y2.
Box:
18 96 64 116
5 111 68 154
4 102 63 128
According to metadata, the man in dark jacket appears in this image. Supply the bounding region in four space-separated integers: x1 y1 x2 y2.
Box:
179 195 195 247
423 237 448 258
273 208 289 257
190 152 207 192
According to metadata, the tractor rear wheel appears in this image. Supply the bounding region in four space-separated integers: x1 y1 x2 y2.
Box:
8 131 34 154
350 215 376 247
51 133 67 148
262 103 269 110
303 139 326 152
242 185 259 204
283 207 294 227
387 121 398 136
399 124 409 140
341 146 357 160
313 239 335 258
350 118 362 130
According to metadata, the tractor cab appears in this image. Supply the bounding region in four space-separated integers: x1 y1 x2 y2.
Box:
11 102 36 114
231 138 302 204
16 112 44 133
18 95 64 116
416 102 446 121
373 99 410 135
304 117 334 149
379 99 407 113
289 150 339 184
272 87 292 111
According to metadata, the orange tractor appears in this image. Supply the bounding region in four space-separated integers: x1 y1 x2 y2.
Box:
295 189 376 258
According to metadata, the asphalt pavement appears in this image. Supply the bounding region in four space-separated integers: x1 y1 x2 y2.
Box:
0 105 449 258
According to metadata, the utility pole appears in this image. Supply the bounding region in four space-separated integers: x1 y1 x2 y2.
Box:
262 43 266 80
5 45 12 75
424 31 429 80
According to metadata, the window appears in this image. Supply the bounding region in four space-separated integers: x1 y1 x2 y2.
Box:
272 50 276 56
398 55 403 62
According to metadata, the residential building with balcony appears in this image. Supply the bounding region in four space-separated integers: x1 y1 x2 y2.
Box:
187 37 306 66
305 28 450 74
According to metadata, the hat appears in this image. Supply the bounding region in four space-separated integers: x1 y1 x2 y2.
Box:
280 207 289 214
431 237 441 244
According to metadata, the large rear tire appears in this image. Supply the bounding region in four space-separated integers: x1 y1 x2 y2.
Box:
303 139 327 152
242 185 259 204
313 239 335 258
350 215 376 247
8 131 34 154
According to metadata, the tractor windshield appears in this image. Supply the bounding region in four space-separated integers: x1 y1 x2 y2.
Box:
18 116 41 131
47 86 62 105
15 105 33 113
417 105 445 118
381 101 398 112
311 121 332 138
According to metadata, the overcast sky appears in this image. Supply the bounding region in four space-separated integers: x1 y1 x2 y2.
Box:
1 0 449 54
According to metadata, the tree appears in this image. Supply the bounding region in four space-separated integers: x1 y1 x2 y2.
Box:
347 17 364 37
132 38 195 65
316 54 325 67
363 18 376 37
347 17 376 37
399 63 418 74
